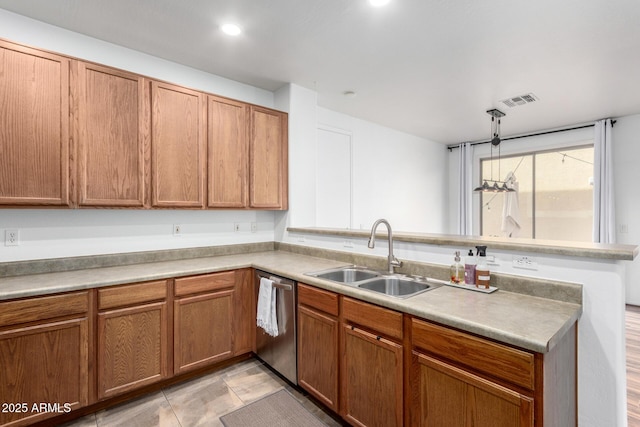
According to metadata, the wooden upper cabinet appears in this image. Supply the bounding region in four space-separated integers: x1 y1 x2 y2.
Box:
0 40 70 206
207 95 248 208
249 106 288 209
74 62 150 207
151 81 205 208
0 38 289 210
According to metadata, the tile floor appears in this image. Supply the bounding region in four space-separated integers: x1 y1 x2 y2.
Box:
60 358 343 427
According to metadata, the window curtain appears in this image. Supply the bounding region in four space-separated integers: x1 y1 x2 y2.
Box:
593 118 616 243
457 142 474 235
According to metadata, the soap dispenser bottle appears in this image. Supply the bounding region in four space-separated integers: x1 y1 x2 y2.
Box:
464 249 476 285
450 251 463 284
475 245 490 289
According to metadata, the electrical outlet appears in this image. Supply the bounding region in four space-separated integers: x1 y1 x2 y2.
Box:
234 223 240 232
5 229 20 246
251 222 257 233
513 255 538 270
343 240 354 248
173 224 182 236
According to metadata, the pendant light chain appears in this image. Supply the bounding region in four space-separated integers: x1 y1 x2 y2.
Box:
474 109 515 193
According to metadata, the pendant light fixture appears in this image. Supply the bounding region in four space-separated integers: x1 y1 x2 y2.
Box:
474 109 516 193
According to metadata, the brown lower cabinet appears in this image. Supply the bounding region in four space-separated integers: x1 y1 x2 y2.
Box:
296 285 577 427
176 267 252 359
297 284 340 412
341 297 404 427
0 291 91 427
412 353 534 427
0 275 575 427
173 271 236 374
341 325 404 427
97 280 169 400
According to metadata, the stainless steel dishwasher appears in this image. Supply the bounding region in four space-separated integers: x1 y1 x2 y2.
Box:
254 270 297 385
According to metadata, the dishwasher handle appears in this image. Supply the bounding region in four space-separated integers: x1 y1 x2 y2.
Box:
272 282 292 291
266 275 293 291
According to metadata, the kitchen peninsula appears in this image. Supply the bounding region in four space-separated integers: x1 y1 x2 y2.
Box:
284 227 638 427
0 237 590 426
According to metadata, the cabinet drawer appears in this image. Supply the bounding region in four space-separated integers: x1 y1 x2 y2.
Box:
342 297 403 341
0 291 89 328
298 283 339 316
411 318 535 390
98 280 168 310
175 271 235 297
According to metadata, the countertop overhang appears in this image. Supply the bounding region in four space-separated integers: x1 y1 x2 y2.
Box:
288 227 639 261
0 250 581 355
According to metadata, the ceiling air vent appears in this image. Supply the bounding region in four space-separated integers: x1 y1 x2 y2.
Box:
500 93 539 108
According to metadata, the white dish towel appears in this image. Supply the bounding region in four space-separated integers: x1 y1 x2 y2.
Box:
257 277 279 337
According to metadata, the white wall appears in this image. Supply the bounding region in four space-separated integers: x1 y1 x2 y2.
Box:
313 107 448 233
612 114 640 305
0 210 275 262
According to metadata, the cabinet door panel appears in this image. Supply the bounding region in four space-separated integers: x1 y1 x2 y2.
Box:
0 41 70 206
298 305 339 411
412 318 535 390
151 81 205 207
0 318 88 426
76 62 149 207
342 324 403 427
174 290 234 374
97 302 168 399
208 96 247 207
233 268 254 355
249 106 287 209
412 352 534 427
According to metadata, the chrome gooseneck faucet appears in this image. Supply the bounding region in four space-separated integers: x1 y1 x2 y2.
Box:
368 219 402 274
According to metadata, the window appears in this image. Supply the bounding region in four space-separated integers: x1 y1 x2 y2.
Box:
480 145 594 242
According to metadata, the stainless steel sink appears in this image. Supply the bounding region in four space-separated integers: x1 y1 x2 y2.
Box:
306 266 381 284
306 266 440 298
357 276 434 298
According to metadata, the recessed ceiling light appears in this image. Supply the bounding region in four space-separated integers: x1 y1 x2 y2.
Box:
368 0 391 7
221 23 242 36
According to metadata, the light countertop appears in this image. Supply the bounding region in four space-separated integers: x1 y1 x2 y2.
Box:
0 250 581 354
288 226 639 260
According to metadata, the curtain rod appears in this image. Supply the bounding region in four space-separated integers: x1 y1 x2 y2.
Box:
446 120 616 151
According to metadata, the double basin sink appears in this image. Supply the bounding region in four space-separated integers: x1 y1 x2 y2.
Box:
306 266 440 299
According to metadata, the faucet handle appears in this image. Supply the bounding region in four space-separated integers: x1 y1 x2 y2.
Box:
391 257 402 267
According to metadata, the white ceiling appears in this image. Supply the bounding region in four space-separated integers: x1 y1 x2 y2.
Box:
1 0 639 144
